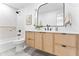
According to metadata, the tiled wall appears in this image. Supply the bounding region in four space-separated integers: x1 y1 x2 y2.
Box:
0 3 17 41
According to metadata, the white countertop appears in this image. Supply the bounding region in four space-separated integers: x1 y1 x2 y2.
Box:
25 29 79 34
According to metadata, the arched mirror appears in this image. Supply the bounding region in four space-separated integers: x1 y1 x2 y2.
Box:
37 3 65 27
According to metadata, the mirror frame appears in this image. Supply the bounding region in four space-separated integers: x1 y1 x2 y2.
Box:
37 3 65 27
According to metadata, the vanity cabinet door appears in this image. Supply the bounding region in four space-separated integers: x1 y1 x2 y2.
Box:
43 33 54 54
35 32 43 50
54 33 77 56
54 33 77 47
54 44 76 56
26 32 35 48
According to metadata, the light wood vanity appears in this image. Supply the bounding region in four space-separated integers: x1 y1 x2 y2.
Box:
25 31 79 56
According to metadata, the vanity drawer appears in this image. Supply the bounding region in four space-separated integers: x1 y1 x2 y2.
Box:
54 44 76 56
26 32 35 48
54 33 77 47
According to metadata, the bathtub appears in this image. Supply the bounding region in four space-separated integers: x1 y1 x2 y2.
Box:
0 38 25 55
13 39 25 52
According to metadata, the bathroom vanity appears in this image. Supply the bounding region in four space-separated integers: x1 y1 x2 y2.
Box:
25 3 79 56
25 31 79 56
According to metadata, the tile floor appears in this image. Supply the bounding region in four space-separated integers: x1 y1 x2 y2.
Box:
0 46 55 56
15 47 55 56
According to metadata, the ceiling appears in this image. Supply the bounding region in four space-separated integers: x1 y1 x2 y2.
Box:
5 3 63 11
5 3 34 10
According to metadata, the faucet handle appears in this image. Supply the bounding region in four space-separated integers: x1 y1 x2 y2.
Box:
50 28 52 31
18 30 21 32
45 28 46 31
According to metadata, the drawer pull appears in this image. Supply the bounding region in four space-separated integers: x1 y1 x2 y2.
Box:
61 33 67 35
28 38 31 40
61 45 66 47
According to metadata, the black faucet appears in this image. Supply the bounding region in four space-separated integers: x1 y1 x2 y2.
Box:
17 30 21 36
18 30 21 32
47 24 50 30
45 24 51 31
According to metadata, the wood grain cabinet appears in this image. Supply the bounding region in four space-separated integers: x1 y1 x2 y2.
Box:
54 33 77 47
35 32 43 50
43 33 54 54
25 32 35 48
25 32 79 56
54 44 76 56
54 33 77 56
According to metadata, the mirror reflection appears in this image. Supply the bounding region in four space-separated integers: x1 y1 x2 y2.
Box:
37 3 64 27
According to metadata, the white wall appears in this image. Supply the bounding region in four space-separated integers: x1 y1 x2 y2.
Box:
0 3 17 41
69 3 79 32
0 4 17 26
